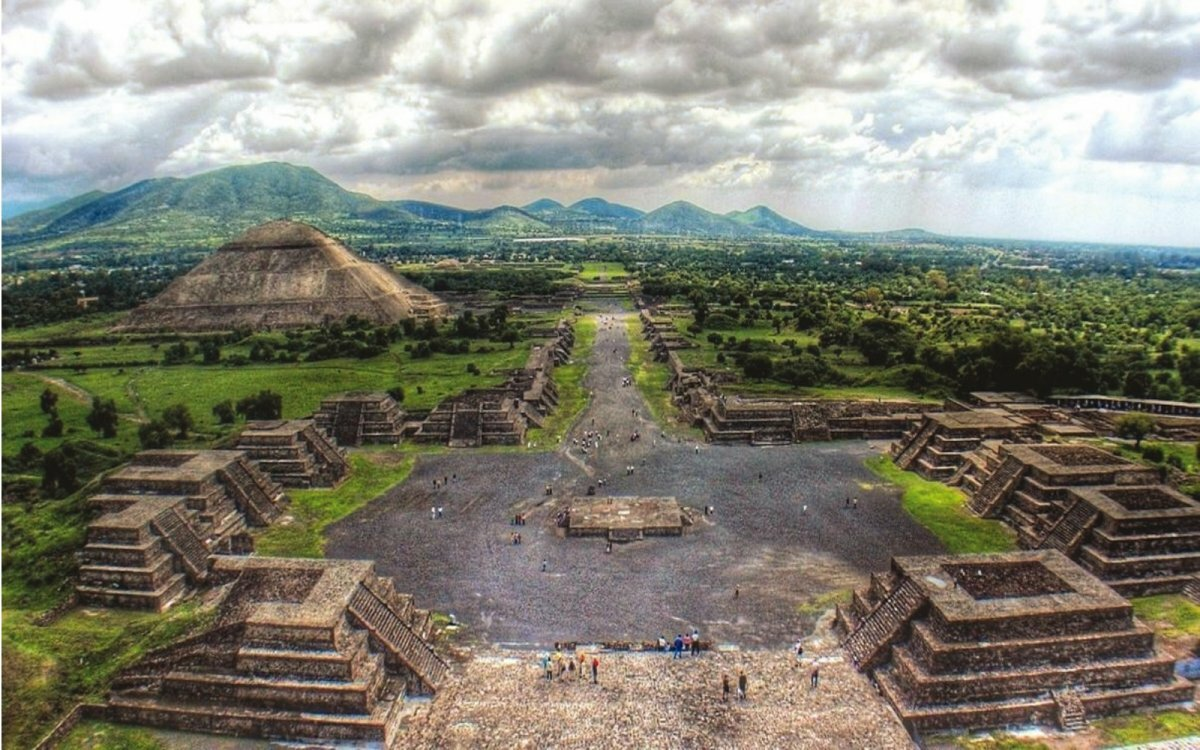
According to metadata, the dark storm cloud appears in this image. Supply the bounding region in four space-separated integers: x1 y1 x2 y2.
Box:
281 4 422 85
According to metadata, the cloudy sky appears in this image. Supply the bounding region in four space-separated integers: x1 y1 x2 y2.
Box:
3 0 1199 245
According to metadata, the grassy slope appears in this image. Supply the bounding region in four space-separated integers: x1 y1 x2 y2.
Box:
625 315 700 439
864 454 1016 554
254 452 417 558
526 316 596 449
2 602 212 750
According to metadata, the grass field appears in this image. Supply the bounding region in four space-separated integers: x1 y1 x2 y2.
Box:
254 452 417 558
527 315 596 448
1 602 213 750
1131 594 1200 639
864 454 1017 554
625 316 700 439
578 261 629 281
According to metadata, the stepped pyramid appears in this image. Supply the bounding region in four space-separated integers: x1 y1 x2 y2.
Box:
117 220 447 332
105 556 449 746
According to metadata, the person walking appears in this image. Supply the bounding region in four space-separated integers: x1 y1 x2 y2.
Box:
591 656 599 684
810 666 820 689
721 673 731 702
673 634 684 659
737 669 747 700
541 558 548 573
691 627 701 656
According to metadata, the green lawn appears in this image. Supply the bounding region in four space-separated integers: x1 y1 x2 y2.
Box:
59 721 165 750
864 454 1016 554
527 316 596 449
1131 594 1200 639
1094 710 1200 746
2 312 127 343
577 261 629 281
254 452 416 558
1 602 213 750
625 316 699 439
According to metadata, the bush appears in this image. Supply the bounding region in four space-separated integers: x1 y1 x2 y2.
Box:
742 353 774 380
236 390 283 420
212 400 236 425
1141 445 1165 462
138 420 174 450
387 386 405 403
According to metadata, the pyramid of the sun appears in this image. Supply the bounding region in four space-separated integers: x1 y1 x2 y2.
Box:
118 220 447 332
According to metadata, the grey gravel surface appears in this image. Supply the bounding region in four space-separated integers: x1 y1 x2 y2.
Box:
326 311 944 647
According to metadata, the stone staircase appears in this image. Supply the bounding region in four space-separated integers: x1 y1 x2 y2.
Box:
894 419 938 471
1053 688 1087 731
842 578 927 671
1037 499 1100 557
968 455 1026 518
150 508 210 583
348 584 449 693
1183 576 1200 605
217 460 283 526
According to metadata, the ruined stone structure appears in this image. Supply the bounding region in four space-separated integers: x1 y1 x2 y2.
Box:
234 419 349 488
413 321 574 447
699 397 929 444
640 309 696 361
77 451 286 611
313 392 406 447
117 220 447 332
835 551 1192 733
958 443 1200 596
104 557 449 747
890 410 1038 481
564 497 689 541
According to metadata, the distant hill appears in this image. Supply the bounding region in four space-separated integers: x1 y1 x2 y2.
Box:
568 197 644 221
726 205 821 237
640 201 755 237
1 162 862 263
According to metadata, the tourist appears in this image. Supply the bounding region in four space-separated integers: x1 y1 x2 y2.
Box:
852 497 858 509
794 640 804 665
672 634 684 658
802 504 808 514
810 666 820 689
578 652 587 680
691 627 701 656
431 506 436 520
682 633 692 655
542 652 552 681
541 558 548 573
722 673 731 702
845 496 850 507
591 656 599 684
737 670 747 700
657 635 667 651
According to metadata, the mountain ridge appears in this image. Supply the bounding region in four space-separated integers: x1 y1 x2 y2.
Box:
1 162 958 261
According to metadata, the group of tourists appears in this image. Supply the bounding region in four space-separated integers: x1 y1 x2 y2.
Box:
660 627 703 658
721 670 749 701
541 648 600 684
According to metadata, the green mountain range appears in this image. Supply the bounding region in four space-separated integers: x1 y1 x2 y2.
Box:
2 161 854 262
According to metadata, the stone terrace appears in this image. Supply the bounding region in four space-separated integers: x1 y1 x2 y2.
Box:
564 496 689 541
403 645 913 749
104 556 448 747
961 443 1200 595
76 450 286 611
891 409 1037 481
836 551 1193 733
313 391 405 447
234 419 349 488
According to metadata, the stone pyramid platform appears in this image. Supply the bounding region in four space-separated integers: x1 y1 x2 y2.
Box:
105 556 449 747
76 450 286 611
836 550 1193 733
117 220 447 332
234 419 349 488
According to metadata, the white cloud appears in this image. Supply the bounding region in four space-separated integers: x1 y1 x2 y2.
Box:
3 0 1199 245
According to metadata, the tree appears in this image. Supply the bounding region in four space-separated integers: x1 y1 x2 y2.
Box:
1179 348 1200 390
42 445 79 496
742 353 774 380
17 442 43 469
1123 370 1152 399
236 390 283 420
162 340 193 365
41 415 64 438
39 388 58 415
212 400 236 424
86 397 119 438
199 338 222 364
387 386 405 403
1115 412 1155 448
138 419 174 449
161 403 194 439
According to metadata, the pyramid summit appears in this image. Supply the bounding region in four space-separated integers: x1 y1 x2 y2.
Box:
118 220 447 332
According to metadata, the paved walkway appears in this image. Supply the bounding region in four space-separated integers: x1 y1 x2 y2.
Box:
326 310 944 647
